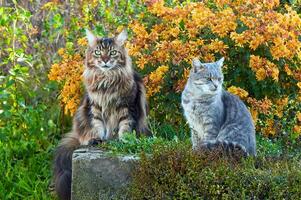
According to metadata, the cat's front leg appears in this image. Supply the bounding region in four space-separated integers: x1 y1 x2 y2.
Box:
117 114 133 139
118 118 133 139
115 107 133 139
92 117 107 140
191 128 201 151
191 121 219 151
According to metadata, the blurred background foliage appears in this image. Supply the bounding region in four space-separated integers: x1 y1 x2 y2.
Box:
1 0 301 199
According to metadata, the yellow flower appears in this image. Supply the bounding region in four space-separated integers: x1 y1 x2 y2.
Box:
48 52 84 116
297 82 301 89
275 97 288 117
249 55 263 71
247 97 272 115
77 37 88 46
136 56 148 70
227 86 249 99
149 65 169 82
230 32 247 47
249 108 258 124
57 48 65 56
249 35 264 50
262 119 277 136
170 27 180 38
145 65 169 97
256 68 266 81
284 64 292 76
175 68 190 93
42 2 58 10
271 66 279 82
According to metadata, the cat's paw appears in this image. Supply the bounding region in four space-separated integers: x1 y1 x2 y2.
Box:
197 140 249 158
87 138 103 146
216 140 249 157
227 142 248 155
193 140 218 152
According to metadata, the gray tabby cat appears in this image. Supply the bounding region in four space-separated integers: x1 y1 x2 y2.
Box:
53 29 151 200
181 57 256 156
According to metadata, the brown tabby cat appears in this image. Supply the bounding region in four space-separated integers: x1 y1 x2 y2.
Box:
53 29 151 200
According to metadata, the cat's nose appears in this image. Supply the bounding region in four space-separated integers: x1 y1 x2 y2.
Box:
101 55 110 63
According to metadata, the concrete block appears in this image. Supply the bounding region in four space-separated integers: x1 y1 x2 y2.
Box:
71 148 138 200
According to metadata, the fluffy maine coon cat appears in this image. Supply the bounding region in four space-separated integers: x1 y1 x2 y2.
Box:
181 57 256 156
53 29 151 200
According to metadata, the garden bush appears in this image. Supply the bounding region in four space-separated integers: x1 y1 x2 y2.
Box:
128 143 301 199
49 0 301 142
128 0 301 140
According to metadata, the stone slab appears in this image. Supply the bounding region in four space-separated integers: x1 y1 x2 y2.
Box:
71 148 138 200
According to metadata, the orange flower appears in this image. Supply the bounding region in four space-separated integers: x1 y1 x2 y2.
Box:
247 97 272 115
256 68 266 81
293 125 301 135
136 56 148 70
262 119 277 136
227 86 249 99
48 49 84 115
145 65 169 97
249 108 258 124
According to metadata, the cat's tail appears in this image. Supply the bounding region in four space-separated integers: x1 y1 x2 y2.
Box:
134 72 152 137
53 133 80 200
197 140 250 157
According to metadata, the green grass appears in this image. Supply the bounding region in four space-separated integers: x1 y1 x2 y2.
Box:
0 104 60 200
100 132 188 155
101 132 301 158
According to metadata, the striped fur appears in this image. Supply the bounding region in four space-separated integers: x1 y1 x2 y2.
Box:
53 30 151 200
181 58 256 156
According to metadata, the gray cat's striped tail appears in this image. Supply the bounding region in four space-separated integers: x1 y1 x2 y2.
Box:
199 140 249 157
53 135 80 200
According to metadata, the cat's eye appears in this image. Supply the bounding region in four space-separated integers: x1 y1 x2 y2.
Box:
218 77 222 81
110 50 117 56
207 77 211 81
94 50 101 56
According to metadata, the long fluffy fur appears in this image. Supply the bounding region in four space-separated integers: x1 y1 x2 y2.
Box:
53 31 151 200
53 135 80 200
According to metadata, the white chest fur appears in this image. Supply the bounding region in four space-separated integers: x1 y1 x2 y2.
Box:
182 98 207 140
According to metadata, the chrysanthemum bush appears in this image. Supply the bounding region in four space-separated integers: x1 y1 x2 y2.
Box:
49 0 301 140
128 0 301 139
48 45 84 115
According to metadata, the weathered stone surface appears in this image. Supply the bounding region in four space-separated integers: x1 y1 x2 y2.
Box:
71 148 138 200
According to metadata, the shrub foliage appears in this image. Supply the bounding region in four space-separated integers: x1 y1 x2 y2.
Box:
49 0 301 140
128 144 301 199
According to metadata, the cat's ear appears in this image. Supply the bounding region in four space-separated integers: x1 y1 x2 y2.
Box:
85 29 97 47
192 58 201 68
216 57 225 68
192 58 204 72
115 29 127 46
